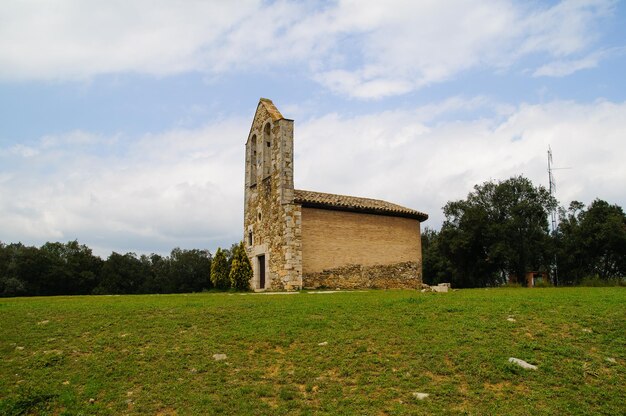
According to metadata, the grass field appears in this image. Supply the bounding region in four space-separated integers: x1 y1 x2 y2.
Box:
1 288 624 415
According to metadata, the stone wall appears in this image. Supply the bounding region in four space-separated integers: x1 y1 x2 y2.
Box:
302 261 421 289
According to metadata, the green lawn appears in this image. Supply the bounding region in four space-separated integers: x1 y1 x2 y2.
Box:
1 288 624 415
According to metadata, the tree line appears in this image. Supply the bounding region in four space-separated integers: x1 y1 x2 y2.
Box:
0 241 252 297
422 176 626 288
2 175 624 296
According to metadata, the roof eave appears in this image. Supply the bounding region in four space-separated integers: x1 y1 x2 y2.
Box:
297 201 429 221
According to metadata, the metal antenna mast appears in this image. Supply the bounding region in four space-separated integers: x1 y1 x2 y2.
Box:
547 146 557 234
547 146 571 286
548 146 560 286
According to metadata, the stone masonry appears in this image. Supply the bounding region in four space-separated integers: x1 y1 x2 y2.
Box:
244 99 301 290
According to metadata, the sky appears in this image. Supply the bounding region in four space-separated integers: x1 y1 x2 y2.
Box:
1 0 625 258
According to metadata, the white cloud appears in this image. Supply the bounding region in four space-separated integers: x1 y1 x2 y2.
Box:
0 0 259 79
315 0 615 98
533 54 601 77
0 0 616 97
0 121 248 257
2 99 625 256
533 46 625 77
294 98 626 227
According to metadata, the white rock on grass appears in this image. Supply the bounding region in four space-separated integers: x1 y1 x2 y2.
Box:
509 357 537 370
318 341 328 346
582 328 592 333
213 353 227 361
412 392 429 400
507 317 517 322
606 357 617 364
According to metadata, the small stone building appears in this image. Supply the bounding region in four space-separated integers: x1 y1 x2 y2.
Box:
244 98 428 291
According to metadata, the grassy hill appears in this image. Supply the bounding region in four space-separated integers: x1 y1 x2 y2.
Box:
1 288 624 415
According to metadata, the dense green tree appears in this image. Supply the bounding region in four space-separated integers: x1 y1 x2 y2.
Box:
140 253 171 293
169 248 212 292
421 228 454 285
1 240 230 297
94 252 152 294
210 248 230 290
40 241 103 295
557 199 626 283
229 242 252 291
0 243 28 296
439 176 557 287
0 241 102 296
6 244 53 296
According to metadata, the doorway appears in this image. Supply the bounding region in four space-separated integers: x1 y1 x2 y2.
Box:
258 255 266 289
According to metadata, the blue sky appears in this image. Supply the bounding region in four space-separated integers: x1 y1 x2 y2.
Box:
1 0 625 257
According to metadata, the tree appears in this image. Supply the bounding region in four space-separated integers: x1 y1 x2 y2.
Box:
438 176 557 287
0 242 28 297
557 199 626 282
229 242 252 291
210 248 230 290
141 253 171 293
421 228 454 285
94 252 151 294
7 244 53 296
40 241 102 295
169 248 212 293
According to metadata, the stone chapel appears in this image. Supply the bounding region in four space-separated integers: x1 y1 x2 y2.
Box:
244 98 428 291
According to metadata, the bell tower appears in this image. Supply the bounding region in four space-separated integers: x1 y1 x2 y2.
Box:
243 98 302 290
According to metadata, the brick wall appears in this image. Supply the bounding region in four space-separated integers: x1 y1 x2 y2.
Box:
300 207 422 288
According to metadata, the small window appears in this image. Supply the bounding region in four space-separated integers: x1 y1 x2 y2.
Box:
248 231 253 246
258 212 262 221
266 141 270 147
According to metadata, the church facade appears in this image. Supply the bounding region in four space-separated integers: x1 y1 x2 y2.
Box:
244 98 428 291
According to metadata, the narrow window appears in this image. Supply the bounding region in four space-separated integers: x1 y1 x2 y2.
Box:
263 123 271 177
250 134 257 186
248 231 253 246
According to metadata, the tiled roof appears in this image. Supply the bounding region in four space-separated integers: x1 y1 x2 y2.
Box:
259 98 284 121
294 189 428 221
